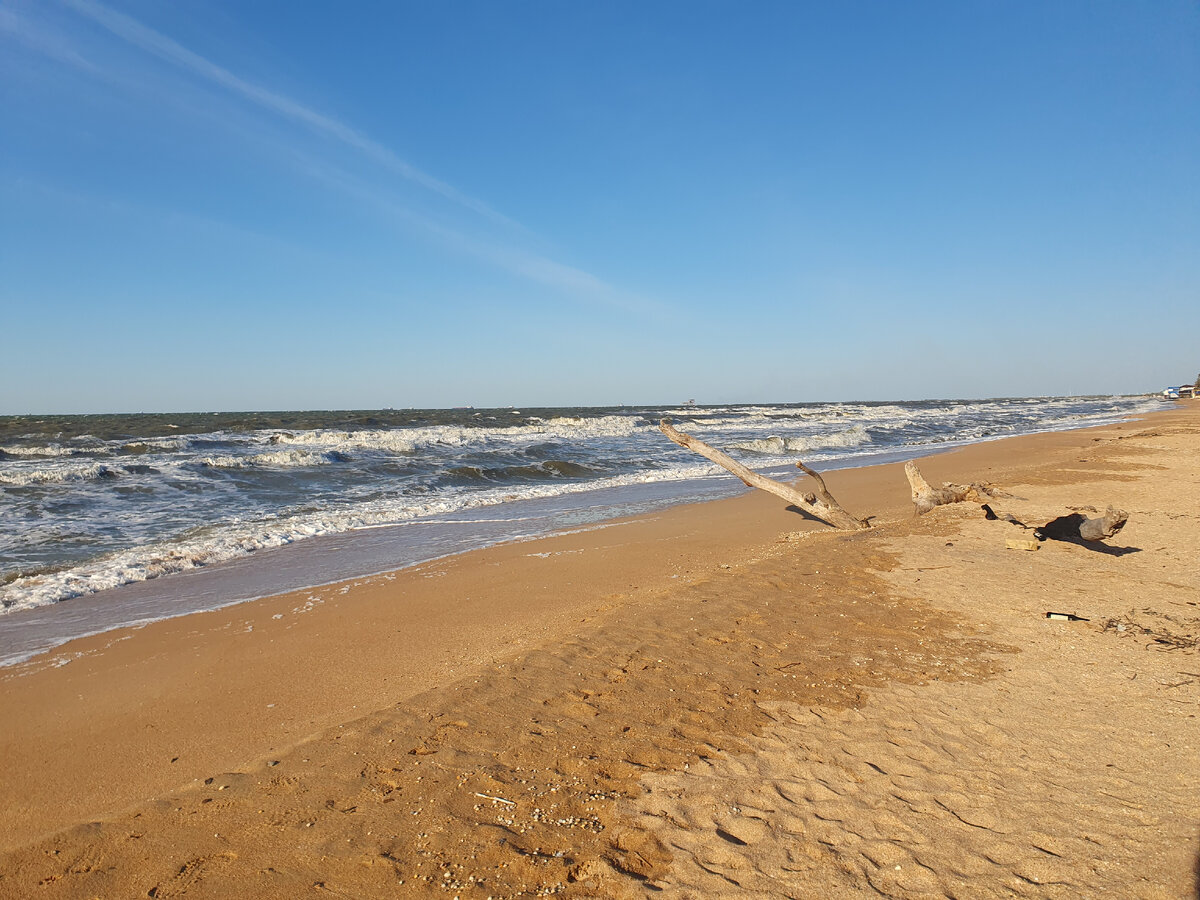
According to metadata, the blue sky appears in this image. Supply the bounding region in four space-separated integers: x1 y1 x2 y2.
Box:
2 0 1197 413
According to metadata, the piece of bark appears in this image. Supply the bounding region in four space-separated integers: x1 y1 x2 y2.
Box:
659 419 868 530
1005 538 1041 551
904 461 1006 515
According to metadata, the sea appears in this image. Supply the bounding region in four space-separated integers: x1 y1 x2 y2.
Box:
0 395 1165 665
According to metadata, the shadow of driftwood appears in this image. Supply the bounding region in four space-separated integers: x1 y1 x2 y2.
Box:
1041 537 1142 557
1194 838 1200 900
784 504 827 523
1038 513 1141 556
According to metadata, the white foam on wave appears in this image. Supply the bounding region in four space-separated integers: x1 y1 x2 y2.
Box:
541 415 644 437
660 406 745 417
271 429 419 454
729 425 871 455
2 433 195 463
0 461 118 486
0 444 84 459
269 415 649 455
677 405 878 430
119 436 192 453
0 458 729 615
676 413 824 431
199 449 338 469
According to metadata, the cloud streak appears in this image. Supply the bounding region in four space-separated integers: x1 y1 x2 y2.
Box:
60 0 516 227
0 6 100 74
297 156 669 319
9 1 669 317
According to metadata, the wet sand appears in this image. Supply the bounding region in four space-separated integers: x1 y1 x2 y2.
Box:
1 405 1197 898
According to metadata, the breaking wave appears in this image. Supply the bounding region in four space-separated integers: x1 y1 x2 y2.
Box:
268 415 648 455
730 425 871 455
0 462 123 486
0 460 723 612
446 460 598 482
199 450 347 469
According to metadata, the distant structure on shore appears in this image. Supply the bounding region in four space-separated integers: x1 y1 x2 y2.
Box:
1161 376 1199 400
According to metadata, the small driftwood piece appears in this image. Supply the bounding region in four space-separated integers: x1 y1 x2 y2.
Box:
659 419 868 530
904 461 1007 516
1040 506 1130 543
982 503 1030 528
1079 506 1129 541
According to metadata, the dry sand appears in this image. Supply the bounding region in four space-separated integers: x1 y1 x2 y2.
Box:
0 405 1197 898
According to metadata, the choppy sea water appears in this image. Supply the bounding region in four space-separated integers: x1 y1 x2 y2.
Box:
0 396 1164 664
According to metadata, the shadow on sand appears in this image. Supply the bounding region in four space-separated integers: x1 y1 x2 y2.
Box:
784 504 829 523
1041 536 1142 557
1038 513 1141 556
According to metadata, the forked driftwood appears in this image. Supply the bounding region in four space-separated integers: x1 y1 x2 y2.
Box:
659 419 868 530
904 461 1007 516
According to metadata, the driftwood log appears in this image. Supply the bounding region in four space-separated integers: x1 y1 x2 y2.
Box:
1079 506 1129 541
904 461 1007 515
910 460 1130 544
1040 506 1130 543
659 420 868 530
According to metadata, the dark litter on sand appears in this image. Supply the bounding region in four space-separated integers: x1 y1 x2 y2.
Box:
1101 609 1200 652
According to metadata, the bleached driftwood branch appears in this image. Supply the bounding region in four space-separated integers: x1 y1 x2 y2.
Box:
904 461 1008 515
660 419 868 530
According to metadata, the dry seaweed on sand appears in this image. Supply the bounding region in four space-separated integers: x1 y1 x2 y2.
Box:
1100 608 1200 652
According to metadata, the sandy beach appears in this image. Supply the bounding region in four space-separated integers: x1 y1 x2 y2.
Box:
1 404 1197 898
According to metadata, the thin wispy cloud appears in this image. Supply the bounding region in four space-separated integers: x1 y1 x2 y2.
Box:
296 155 670 319
0 6 99 74
60 0 516 228
7 0 669 317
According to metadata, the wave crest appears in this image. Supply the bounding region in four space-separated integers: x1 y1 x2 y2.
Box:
199 450 342 469
268 415 646 455
730 425 870 455
446 459 597 482
0 462 121 486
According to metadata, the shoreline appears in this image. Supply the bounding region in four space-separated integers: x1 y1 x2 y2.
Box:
0 406 1162 669
1 404 1197 897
